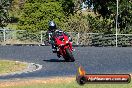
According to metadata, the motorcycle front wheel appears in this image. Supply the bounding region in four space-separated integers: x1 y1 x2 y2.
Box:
64 48 75 62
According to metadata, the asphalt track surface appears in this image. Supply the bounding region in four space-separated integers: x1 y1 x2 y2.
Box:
0 46 132 80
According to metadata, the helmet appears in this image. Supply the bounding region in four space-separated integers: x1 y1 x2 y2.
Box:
48 21 56 32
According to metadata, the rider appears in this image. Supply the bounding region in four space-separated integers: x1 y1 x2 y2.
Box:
47 21 72 56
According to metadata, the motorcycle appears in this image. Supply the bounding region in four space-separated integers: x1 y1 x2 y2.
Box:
53 31 75 62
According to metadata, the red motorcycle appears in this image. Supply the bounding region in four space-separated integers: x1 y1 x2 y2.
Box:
53 31 75 62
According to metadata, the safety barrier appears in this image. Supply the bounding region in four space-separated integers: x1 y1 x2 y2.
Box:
0 28 132 47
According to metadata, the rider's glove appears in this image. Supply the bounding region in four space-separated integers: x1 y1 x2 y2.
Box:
69 37 72 42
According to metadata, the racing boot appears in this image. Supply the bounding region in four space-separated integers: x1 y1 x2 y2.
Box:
52 49 57 53
52 45 57 53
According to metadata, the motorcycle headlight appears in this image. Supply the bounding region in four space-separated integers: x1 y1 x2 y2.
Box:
66 40 69 43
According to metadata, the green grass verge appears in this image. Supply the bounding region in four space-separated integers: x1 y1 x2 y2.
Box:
6 80 131 88
0 60 27 75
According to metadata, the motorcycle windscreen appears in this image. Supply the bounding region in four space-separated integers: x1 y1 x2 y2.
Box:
55 32 64 41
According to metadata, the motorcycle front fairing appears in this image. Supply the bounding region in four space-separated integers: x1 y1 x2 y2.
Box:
55 33 73 56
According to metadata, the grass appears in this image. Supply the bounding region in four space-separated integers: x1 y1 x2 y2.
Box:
1 77 131 88
0 60 27 75
6 81 132 88
7 23 17 30
33 84 130 88
1 39 41 45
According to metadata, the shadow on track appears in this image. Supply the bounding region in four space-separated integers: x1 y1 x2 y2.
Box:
43 59 66 62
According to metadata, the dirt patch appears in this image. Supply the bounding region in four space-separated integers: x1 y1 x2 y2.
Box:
0 76 75 88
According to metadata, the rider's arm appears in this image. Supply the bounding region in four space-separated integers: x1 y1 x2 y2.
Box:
46 30 52 44
64 32 72 42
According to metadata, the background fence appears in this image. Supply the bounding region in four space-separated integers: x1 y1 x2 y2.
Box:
0 28 132 47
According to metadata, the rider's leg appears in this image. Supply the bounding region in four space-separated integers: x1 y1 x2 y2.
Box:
52 44 61 58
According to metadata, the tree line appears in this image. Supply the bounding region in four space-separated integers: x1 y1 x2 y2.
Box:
0 0 132 34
